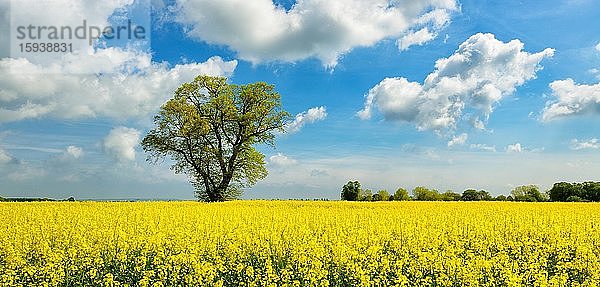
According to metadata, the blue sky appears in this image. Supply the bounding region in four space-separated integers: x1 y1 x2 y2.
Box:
1 0 600 199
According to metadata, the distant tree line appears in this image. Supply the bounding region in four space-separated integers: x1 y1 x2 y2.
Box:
548 182 600 202
341 181 600 202
0 197 76 202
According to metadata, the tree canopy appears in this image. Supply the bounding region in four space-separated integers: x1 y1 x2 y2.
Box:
341 181 361 201
461 189 492 201
511 185 546 202
142 76 290 202
393 188 411 201
548 182 600 202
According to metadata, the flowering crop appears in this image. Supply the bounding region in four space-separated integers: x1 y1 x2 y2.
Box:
1 201 599 286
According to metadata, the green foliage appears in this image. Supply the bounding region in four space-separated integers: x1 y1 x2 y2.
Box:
359 189 373 201
412 187 440 201
566 195 584 202
142 76 290 202
461 189 492 201
548 182 582 202
340 181 600 203
373 190 390 201
581 182 600 201
341 181 361 201
0 198 55 202
511 185 546 202
440 191 461 201
548 182 600 202
392 188 411 201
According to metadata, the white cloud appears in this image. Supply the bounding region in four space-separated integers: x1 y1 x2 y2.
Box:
541 41 600 121
284 106 327 134
0 52 237 122
176 0 458 67
102 127 141 161
447 133 468 147
0 147 13 164
358 33 554 133
398 28 437 51
571 138 600 150
0 0 134 58
65 146 84 159
506 143 523 153
268 153 297 167
0 0 237 123
470 144 497 152
541 79 600 121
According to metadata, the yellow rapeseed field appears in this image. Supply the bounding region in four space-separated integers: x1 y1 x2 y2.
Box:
1 201 599 286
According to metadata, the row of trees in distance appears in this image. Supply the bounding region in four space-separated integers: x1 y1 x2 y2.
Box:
341 181 600 202
0 197 76 202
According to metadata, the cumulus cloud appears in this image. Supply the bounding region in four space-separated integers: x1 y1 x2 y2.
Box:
284 106 327 134
570 138 600 150
541 41 600 121
506 143 523 153
358 33 554 133
398 28 437 51
0 53 237 123
541 79 600 121
102 127 141 162
64 146 84 160
176 0 458 67
268 153 297 167
0 0 237 123
447 133 468 147
66 146 84 159
0 0 134 58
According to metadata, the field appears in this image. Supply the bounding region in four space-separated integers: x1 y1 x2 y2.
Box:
1 201 599 286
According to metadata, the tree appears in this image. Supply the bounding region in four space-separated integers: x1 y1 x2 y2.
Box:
359 189 373 201
478 190 492 201
566 195 584 202
548 181 600 202
548 182 578 202
511 185 546 202
461 189 480 201
142 76 290 202
393 188 411 201
580 182 600 202
461 189 492 201
373 190 390 201
494 195 507 201
341 181 361 201
412 187 440 201
441 191 461 201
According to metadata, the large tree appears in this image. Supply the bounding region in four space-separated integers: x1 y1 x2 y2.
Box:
142 76 290 202
510 185 546 202
341 181 361 201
